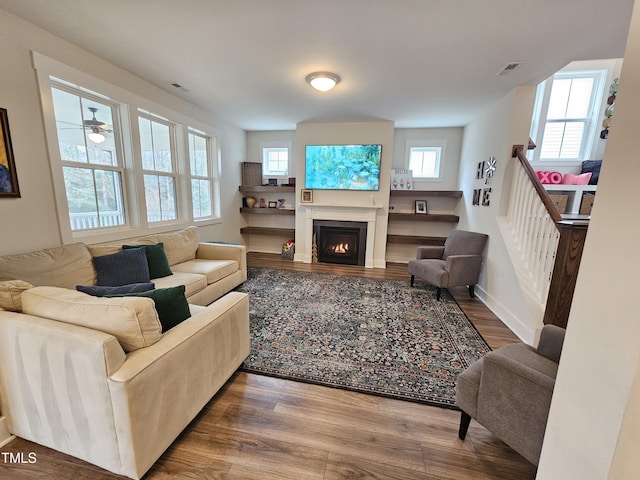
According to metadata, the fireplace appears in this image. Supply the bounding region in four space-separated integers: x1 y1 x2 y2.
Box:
313 220 367 266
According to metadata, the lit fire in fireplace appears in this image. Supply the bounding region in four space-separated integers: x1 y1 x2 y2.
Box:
332 243 350 254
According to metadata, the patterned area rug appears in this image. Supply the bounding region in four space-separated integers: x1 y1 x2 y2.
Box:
236 267 491 408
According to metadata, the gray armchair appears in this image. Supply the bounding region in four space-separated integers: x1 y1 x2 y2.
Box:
408 229 488 300
455 324 566 466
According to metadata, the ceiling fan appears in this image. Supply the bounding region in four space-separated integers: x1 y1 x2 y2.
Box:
83 107 112 144
57 106 113 144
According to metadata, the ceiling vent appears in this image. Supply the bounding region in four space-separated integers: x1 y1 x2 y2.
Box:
496 62 523 76
168 81 190 92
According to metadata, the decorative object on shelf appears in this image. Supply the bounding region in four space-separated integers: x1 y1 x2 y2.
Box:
484 156 496 184
415 200 427 214
301 189 313 203
259 198 266 208
277 198 285 208
281 239 295 259
267 178 278 186
536 171 563 184
391 169 413 190
268 201 277 208
245 196 257 208
601 77 618 140
241 162 262 186
0 108 20 197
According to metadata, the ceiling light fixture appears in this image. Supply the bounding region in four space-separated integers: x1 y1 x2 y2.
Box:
306 71 341 92
88 127 106 144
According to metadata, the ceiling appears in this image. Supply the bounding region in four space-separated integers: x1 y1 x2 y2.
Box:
0 0 634 131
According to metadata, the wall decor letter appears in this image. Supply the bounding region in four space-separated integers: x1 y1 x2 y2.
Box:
472 188 481 206
482 187 491 206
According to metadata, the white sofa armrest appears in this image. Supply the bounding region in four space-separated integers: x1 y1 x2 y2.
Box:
107 292 250 478
196 242 247 282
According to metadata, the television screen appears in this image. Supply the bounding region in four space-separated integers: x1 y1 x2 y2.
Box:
305 144 382 191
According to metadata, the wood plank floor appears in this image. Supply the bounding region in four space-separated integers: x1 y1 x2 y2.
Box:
0 253 536 480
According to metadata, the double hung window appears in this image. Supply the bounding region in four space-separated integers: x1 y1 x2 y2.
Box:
36 53 221 243
530 70 606 162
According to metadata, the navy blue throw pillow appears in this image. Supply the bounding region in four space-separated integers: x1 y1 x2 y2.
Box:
76 283 155 297
93 247 151 286
581 160 602 185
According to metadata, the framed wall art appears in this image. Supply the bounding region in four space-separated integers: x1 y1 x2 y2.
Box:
0 108 20 198
301 189 313 203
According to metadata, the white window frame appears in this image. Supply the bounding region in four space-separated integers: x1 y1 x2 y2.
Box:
529 69 607 165
33 52 222 244
260 140 292 181
405 140 447 182
188 128 219 220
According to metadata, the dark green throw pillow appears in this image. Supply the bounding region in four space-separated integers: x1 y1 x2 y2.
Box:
123 243 173 279
108 285 191 332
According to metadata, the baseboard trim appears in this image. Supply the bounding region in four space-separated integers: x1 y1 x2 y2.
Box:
475 285 539 345
0 416 15 447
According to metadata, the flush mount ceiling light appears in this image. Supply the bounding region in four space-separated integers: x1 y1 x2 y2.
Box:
306 72 341 92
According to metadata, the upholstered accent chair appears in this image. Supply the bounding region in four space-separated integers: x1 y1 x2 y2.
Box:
455 324 566 466
408 229 488 300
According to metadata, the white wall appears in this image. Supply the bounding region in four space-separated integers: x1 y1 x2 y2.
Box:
0 9 246 256
457 86 539 342
294 121 394 268
537 2 640 477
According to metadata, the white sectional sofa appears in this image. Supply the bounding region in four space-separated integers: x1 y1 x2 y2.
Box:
0 226 247 306
0 226 251 479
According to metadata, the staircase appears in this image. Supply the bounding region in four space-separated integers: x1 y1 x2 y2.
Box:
497 145 587 330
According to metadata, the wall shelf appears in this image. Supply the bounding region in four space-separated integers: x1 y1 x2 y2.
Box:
240 226 295 237
386 235 446 245
239 185 295 193
389 189 463 198
240 207 295 215
388 212 459 223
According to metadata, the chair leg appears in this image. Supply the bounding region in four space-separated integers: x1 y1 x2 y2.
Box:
436 287 442 301
468 284 475 298
410 275 415 287
458 411 472 440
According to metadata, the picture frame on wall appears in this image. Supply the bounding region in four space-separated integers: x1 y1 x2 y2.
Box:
415 200 427 214
301 189 313 203
0 108 20 198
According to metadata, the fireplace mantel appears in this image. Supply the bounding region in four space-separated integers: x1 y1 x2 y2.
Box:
300 204 383 268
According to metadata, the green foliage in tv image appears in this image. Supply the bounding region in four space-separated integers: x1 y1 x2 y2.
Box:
305 144 381 190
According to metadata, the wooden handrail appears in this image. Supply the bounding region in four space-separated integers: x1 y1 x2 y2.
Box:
511 145 562 223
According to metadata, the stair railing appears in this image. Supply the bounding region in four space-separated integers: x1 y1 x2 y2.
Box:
507 146 561 306
508 145 587 328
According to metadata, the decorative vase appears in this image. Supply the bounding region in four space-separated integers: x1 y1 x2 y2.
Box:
245 196 257 208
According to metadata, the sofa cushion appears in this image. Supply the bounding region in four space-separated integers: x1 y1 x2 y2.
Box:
93 247 151 286
108 286 191 332
152 271 207 298
0 243 95 289
0 280 33 312
21 286 162 352
76 283 155 296
138 226 199 266
171 259 239 284
123 242 173 279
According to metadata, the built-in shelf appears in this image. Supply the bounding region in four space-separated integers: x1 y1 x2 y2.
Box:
386 235 446 245
388 212 460 223
240 226 295 237
389 189 463 198
239 207 295 215
239 185 295 193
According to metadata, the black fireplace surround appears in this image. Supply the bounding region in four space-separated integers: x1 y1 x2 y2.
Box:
313 220 367 266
